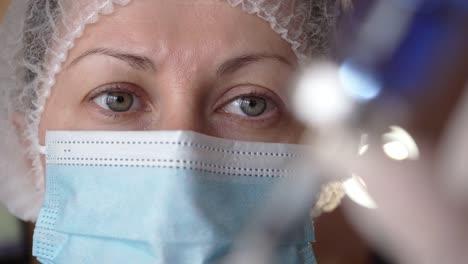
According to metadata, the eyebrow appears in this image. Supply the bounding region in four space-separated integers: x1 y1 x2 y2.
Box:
217 54 293 76
67 48 156 72
66 48 293 75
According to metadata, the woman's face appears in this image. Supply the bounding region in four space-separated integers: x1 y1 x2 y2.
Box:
39 0 305 146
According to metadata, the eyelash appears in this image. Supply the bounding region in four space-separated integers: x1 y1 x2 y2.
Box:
88 83 145 100
216 89 282 118
86 83 148 118
87 83 282 122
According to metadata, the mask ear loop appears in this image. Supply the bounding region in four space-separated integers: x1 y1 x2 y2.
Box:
39 145 46 155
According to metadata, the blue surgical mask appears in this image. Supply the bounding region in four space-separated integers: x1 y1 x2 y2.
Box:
33 130 316 264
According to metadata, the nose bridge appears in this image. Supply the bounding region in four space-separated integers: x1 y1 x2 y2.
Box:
147 48 212 133
160 98 204 132
153 80 208 133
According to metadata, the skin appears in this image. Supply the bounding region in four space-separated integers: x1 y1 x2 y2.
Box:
24 0 369 263
38 0 304 145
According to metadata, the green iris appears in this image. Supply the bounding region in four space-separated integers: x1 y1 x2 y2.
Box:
105 92 134 112
239 96 267 117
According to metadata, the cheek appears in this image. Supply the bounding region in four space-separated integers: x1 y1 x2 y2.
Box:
211 117 306 143
38 87 84 144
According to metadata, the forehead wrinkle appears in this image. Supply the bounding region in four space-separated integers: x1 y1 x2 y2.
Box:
66 47 156 72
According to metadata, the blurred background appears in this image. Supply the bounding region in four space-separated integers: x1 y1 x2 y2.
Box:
1 2 32 264
0 205 28 264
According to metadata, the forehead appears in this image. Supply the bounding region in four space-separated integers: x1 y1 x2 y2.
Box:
66 0 296 66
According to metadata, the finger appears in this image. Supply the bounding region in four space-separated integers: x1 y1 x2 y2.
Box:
437 81 468 207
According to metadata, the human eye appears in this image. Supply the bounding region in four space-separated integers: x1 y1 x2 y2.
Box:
222 95 274 117
93 91 140 112
87 83 147 114
216 86 283 127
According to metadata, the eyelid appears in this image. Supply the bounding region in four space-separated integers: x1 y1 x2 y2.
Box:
85 82 147 102
85 82 154 117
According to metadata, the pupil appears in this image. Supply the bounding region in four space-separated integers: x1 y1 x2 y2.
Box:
106 92 133 112
116 96 125 103
240 96 267 117
248 100 257 107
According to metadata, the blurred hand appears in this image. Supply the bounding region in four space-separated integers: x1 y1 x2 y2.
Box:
329 86 468 264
